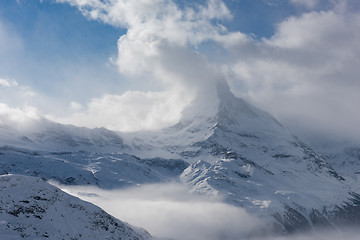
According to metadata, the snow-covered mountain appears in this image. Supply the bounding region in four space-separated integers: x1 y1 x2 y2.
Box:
0 118 126 152
124 80 360 232
0 146 188 189
1 79 360 235
315 143 360 193
0 174 152 240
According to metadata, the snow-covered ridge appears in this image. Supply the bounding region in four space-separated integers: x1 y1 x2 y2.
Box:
0 146 188 189
0 174 152 240
0 118 126 152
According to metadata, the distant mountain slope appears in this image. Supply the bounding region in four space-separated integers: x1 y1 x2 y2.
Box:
317 144 360 193
0 146 188 189
0 118 126 152
0 174 152 240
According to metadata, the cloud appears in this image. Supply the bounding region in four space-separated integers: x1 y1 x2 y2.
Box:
0 103 40 128
58 183 266 240
52 0 237 131
0 78 38 112
53 0 360 144
0 78 18 87
58 0 232 86
57 182 360 240
69 101 82 111
224 4 360 143
51 87 194 131
0 79 39 126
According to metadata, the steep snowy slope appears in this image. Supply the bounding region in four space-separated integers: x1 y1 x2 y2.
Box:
316 143 360 193
0 174 152 240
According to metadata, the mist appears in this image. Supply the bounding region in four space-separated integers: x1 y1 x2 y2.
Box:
55 182 360 240
58 182 265 240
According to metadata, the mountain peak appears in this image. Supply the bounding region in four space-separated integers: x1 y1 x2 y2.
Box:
175 79 284 137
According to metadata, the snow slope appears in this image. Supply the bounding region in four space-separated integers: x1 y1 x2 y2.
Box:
316 144 360 193
0 174 152 240
0 146 188 189
0 117 126 152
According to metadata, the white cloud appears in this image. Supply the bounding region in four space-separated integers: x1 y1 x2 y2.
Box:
52 87 194 132
0 77 38 110
225 5 360 143
0 78 18 87
59 183 266 240
54 0 360 144
0 103 40 127
53 0 235 131
70 101 82 111
82 0 231 87
58 182 360 240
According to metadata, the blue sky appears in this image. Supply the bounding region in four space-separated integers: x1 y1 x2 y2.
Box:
1 0 360 143
0 0 321 95
0 0 299 97
0 0 125 104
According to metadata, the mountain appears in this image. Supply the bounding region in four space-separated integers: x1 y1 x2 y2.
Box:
0 118 126 152
314 142 360 194
1 80 360 235
0 146 188 189
0 174 152 240
125 80 360 232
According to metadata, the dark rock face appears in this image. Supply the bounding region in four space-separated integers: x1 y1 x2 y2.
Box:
273 206 311 233
310 209 333 230
271 195 360 234
328 192 360 227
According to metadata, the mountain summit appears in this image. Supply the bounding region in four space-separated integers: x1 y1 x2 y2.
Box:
179 79 284 134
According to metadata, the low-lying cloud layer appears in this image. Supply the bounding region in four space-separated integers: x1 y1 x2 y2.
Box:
59 183 265 240
58 182 360 240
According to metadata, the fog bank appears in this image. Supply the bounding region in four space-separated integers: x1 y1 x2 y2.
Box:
57 182 360 240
